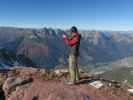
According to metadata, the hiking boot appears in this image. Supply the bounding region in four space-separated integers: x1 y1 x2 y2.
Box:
67 81 76 85
65 80 76 85
76 77 80 82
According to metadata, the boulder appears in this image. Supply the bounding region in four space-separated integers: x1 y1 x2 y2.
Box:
3 76 33 96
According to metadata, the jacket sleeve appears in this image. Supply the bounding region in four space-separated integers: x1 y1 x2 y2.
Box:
64 35 80 46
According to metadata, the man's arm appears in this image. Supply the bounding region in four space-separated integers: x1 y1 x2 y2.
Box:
63 35 80 46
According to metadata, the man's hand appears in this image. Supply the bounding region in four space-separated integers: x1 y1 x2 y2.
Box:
62 34 67 38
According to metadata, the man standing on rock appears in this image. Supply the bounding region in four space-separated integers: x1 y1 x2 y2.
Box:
62 26 81 85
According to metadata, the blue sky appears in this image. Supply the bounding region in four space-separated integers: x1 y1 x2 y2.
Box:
0 0 133 30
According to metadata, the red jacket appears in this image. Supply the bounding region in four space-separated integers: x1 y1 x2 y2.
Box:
63 32 80 46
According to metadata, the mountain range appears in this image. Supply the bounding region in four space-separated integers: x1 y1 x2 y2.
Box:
0 27 133 71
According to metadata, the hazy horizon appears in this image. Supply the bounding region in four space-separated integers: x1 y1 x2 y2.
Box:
1 26 133 33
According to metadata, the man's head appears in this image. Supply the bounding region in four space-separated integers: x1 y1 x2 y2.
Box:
70 26 78 33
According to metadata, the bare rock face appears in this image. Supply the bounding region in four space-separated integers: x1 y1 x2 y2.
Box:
1 67 133 100
3 76 33 98
48 91 91 100
4 80 92 100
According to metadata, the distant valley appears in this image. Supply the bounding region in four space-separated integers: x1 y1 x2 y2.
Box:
0 27 133 72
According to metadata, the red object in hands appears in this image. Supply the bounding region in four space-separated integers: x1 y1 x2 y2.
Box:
63 32 80 46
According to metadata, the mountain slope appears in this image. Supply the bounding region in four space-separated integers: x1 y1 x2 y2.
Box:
0 48 36 68
0 27 133 70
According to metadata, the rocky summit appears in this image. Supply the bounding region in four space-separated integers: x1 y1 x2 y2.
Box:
0 67 133 100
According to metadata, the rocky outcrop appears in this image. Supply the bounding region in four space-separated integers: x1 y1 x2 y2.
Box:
3 77 33 97
0 67 133 100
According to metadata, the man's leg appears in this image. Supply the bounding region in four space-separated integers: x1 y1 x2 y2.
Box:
75 64 80 82
75 58 80 81
68 54 76 84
